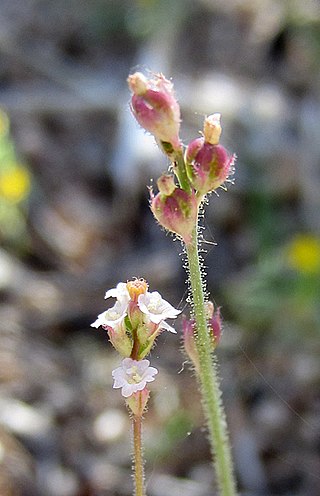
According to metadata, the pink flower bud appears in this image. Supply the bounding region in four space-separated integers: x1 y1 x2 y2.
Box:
182 304 222 371
150 180 198 245
206 302 222 346
182 316 200 372
128 72 181 152
185 136 235 196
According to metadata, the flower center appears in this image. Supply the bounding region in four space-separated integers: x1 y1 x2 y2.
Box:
127 366 143 384
107 309 120 320
147 296 162 313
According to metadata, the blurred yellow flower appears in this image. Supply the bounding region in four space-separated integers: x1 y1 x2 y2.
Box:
287 234 320 274
0 109 9 137
0 165 31 203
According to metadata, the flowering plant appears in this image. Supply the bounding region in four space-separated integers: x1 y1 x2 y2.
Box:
92 71 237 496
127 71 237 496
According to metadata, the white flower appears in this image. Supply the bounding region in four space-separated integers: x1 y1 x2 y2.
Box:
105 282 130 305
112 358 158 398
91 299 128 328
138 291 181 325
91 282 130 329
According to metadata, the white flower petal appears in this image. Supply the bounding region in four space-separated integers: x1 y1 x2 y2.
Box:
138 291 181 324
104 300 127 326
121 384 136 398
159 320 177 333
92 283 130 330
144 369 158 382
112 367 127 388
91 311 108 328
105 282 130 304
113 376 126 389
135 380 147 392
91 301 128 330
134 359 150 372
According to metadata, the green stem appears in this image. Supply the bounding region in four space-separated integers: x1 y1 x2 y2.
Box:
133 414 146 496
173 148 192 193
186 225 237 496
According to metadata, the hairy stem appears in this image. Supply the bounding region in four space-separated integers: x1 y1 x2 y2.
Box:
133 414 146 496
186 225 237 496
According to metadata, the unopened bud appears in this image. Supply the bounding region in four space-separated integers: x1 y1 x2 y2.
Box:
182 303 222 371
128 72 181 152
207 303 222 347
185 137 235 196
150 182 198 245
182 316 200 372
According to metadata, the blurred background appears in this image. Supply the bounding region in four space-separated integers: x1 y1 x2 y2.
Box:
0 0 320 495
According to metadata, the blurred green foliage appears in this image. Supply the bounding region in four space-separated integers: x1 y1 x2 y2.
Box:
226 233 320 345
146 409 194 462
87 0 187 44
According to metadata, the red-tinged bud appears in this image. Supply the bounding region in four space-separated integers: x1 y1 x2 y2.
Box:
128 72 181 152
185 113 235 196
150 181 198 245
185 136 204 163
182 303 222 371
182 316 200 372
206 302 222 347
126 388 150 416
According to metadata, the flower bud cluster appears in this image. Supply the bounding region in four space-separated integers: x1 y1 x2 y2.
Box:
182 302 222 372
91 279 180 415
128 72 236 242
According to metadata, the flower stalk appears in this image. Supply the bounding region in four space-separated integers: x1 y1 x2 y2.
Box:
172 147 192 193
133 414 145 496
186 225 236 496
